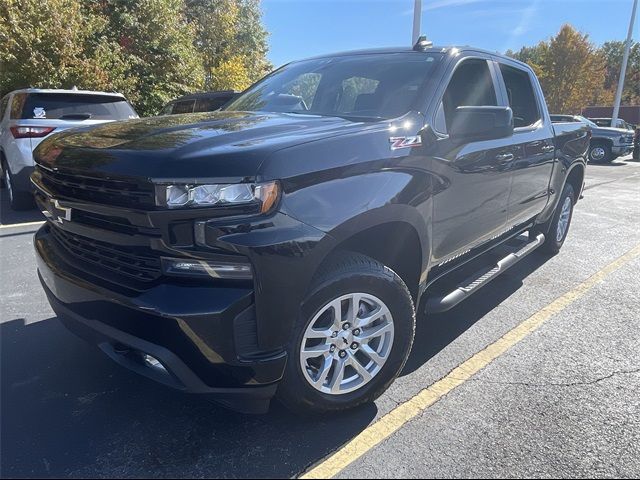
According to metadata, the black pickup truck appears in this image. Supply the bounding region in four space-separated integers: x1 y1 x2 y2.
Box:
550 114 634 162
32 43 589 414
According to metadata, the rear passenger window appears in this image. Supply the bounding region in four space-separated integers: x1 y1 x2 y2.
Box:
438 59 497 133
499 64 540 128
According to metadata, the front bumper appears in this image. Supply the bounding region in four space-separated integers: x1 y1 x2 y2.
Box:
35 224 287 413
612 144 634 156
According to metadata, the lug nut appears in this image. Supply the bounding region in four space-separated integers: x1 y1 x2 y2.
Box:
351 342 359 350
330 345 336 353
353 328 361 336
331 331 338 338
339 350 347 358
343 323 351 330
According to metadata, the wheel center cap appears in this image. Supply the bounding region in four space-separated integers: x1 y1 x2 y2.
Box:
336 329 353 345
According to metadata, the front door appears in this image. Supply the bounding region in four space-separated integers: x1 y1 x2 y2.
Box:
426 56 514 265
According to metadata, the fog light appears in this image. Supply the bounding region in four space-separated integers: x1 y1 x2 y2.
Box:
161 257 253 280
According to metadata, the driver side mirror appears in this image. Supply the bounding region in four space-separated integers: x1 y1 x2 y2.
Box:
449 106 514 142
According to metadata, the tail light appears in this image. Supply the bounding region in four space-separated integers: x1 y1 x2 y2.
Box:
10 126 56 139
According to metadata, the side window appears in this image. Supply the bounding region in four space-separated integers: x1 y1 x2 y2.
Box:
439 59 497 132
337 76 379 113
160 103 174 115
10 93 26 119
499 64 540 128
172 100 196 114
0 96 8 120
282 72 321 109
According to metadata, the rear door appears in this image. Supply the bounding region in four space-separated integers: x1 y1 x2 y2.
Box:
427 55 514 264
493 59 556 228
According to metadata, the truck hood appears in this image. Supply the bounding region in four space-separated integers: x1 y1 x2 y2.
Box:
591 126 633 137
34 111 367 181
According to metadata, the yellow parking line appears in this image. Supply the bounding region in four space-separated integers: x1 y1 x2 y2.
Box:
0 220 44 230
301 243 640 479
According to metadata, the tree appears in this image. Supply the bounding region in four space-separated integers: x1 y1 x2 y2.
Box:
600 40 640 106
508 24 612 114
93 0 205 116
185 0 271 91
0 0 129 96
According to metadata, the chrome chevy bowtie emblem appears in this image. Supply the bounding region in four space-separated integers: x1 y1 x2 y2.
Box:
42 199 72 224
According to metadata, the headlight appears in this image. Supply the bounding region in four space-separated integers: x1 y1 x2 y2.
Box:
157 181 280 213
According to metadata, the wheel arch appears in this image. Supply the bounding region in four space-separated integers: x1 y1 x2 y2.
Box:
311 206 430 302
565 162 585 201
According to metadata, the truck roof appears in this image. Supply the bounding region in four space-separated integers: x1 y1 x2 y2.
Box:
7 88 127 98
299 46 530 68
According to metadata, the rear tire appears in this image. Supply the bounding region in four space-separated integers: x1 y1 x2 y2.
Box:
3 163 33 210
277 252 415 415
534 183 575 255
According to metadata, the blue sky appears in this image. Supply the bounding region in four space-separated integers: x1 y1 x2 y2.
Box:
262 0 639 67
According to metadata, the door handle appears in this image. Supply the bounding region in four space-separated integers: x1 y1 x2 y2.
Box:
495 153 514 163
542 145 555 152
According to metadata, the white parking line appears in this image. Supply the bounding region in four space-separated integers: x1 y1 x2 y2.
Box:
0 220 45 230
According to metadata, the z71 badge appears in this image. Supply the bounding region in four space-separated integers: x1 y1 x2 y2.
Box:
389 136 422 150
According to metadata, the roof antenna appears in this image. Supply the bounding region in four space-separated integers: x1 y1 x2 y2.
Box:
413 35 433 51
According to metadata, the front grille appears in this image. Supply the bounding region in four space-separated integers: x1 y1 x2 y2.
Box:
36 166 155 208
50 226 162 282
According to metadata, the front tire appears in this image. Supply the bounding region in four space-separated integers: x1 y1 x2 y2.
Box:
588 142 613 163
534 183 575 254
277 253 415 415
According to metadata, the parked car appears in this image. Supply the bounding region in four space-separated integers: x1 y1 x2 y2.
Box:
160 91 238 115
589 117 635 131
551 114 634 162
634 125 640 160
31 43 589 415
0 88 138 209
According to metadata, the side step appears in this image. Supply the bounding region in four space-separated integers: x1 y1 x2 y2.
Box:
426 233 545 314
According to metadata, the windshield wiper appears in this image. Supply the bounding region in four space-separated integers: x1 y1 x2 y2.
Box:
283 111 385 122
59 113 92 121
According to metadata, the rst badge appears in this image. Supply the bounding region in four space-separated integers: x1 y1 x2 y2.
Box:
42 199 72 224
389 136 422 150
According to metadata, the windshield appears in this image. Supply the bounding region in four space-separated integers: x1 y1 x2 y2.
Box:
16 93 138 120
224 52 443 120
576 116 598 128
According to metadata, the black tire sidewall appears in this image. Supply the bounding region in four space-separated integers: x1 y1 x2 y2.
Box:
589 143 612 163
544 183 575 253
5 165 33 210
277 265 415 414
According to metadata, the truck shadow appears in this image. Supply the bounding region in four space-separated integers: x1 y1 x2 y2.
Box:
1 252 552 478
0 189 43 226
403 250 552 376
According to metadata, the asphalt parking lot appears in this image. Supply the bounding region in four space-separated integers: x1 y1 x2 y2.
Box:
1 157 639 478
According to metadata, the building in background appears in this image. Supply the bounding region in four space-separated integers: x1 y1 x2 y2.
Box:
582 105 640 125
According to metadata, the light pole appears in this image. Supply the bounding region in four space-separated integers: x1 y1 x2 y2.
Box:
611 0 638 127
412 0 422 45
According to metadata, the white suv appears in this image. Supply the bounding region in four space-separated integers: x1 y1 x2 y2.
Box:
0 88 138 210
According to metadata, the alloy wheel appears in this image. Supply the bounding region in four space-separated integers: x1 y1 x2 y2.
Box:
556 196 572 242
299 292 394 395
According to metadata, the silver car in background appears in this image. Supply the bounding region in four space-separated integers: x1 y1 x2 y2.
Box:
0 88 138 209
